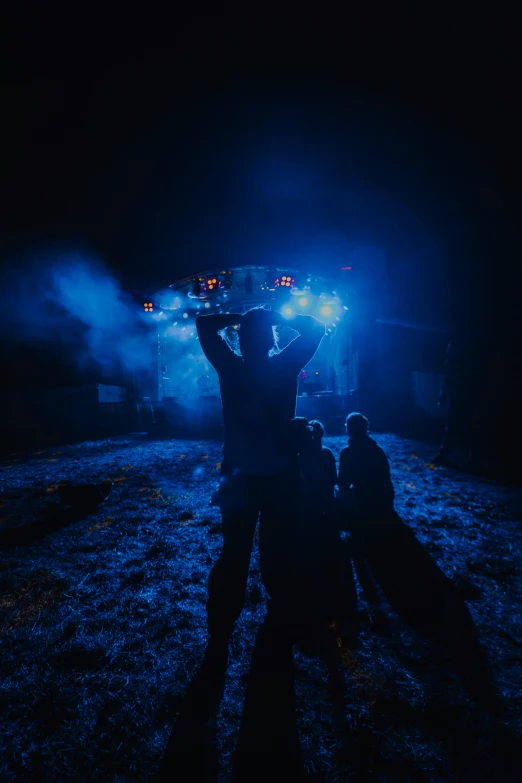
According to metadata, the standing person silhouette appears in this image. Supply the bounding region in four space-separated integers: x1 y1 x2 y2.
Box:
196 306 325 667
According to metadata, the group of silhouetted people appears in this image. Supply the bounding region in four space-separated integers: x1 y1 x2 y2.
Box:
288 411 395 634
195 305 396 667
157 305 503 782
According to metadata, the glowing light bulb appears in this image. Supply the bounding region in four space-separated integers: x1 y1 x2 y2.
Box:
182 313 188 318
298 297 308 308
282 306 294 317
204 302 210 308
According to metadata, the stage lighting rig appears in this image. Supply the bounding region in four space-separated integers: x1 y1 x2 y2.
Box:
271 272 295 290
206 275 221 292
144 301 154 312
220 270 233 288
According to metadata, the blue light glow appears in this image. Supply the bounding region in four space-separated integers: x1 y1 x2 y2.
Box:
281 305 294 318
320 304 334 318
298 297 309 308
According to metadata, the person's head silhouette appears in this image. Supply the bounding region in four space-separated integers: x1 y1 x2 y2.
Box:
239 306 276 360
289 416 313 452
345 412 369 440
308 419 325 450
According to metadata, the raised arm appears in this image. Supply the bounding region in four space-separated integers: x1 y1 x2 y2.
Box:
196 313 242 371
280 314 326 372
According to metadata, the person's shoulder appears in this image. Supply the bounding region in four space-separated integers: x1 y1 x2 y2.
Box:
368 437 389 460
322 447 335 460
365 435 378 447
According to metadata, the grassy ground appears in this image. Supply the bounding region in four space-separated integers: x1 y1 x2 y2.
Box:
1 433 521 781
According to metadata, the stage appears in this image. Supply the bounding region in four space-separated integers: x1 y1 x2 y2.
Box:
159 392 359 436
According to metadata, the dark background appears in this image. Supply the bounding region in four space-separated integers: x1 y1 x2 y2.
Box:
1 6 520 418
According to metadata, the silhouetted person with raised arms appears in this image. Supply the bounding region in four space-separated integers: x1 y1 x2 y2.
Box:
196 306 325 668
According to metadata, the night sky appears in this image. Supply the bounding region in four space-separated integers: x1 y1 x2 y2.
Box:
1 8 520 334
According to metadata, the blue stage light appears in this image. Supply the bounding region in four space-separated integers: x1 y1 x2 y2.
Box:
298 296 308 308
281 305 294 318
320 303 333 318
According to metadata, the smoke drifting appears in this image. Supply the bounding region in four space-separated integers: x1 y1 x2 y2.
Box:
0 252 154 380
162 323 218 398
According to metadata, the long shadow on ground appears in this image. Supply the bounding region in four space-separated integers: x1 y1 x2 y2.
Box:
352 512 499 708
156 621 306 783
342 512 522 780
232 621 306 782
154 654 226 782
156 510 511 781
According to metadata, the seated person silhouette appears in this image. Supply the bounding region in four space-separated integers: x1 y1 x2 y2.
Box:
196 306 325 668
290 417 353 639
292 417 337 528
337 412 394 526
336 412 395 610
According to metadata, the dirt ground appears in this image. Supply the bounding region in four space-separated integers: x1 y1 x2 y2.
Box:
1 432 521 782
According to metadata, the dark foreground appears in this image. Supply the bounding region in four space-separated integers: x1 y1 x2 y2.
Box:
1 433 521 782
